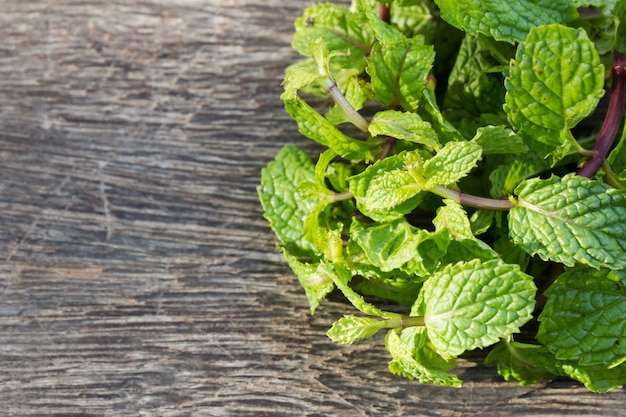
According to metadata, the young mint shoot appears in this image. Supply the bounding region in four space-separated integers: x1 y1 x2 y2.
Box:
258 0 626 392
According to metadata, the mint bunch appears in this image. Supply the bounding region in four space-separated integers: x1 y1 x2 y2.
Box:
258 0 626 392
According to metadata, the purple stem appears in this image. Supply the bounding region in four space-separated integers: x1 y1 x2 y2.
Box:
378 3 390 23
431 185 515 211
578 52 626 178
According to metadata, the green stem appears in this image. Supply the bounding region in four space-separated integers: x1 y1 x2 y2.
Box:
430 185 515 211
332 191 355 202
326 77 370 132
385 315 426 329
601 160 624 189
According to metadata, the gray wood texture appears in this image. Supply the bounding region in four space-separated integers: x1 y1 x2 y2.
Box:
0 1 624 415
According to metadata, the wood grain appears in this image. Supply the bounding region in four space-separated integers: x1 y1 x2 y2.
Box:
0 1 624 416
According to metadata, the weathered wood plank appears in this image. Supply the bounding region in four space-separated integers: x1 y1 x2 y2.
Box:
0 1 624 416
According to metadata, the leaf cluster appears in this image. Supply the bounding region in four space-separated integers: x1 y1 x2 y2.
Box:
258 0 626 392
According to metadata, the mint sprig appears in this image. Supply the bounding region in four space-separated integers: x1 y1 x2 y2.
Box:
259 0 626 392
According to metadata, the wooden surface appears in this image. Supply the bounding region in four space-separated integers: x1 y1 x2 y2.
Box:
0 1 624 415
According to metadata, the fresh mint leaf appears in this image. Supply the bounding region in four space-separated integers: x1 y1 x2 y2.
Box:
349 152 425 221
366 31 435 111
284 97 379 161
432 199 473 240
444 35 510 125
608 124 626 176
293 3 373 70
405 228 452 277
469 209 496 236
258 145 321 256
434 0 578 43
505 24 605 158
557 361 626 393
352 275 424 306
283 251 333 315
327 315 389 344
509 174 626 270
488 143 551 197
570 13 616 55
302 200 344 262
385 329 463 387
574 0 618 13
422 83 466 143
389 0 437 38
419 258 536 359
401 327 457 375
281 60 325 101
423 141 482 188
615 0 626 53
472 126 528 155
438 238 500 267
350 217 421 272
319 262 401 319
363 168 422 212
369 110 440 150
485 339 559 385
538 268 626 367
346 237 426 306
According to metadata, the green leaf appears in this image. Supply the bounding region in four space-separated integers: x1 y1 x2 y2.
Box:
281 60 325 101
437 238 500 267
433 0 578 43
302 200 344 262
352 274 424 306
319 263 401 319
400 327 457 374
385 329 463 387
472 125 528 155
509 174 626 270
422 83 465 143
389 0 439 38
485 339 558 385
327 315 388 344
419 258 536 359
537 268 626 367
557 361 626 393
444 35 510 122
494 235 530 270
364 168 423 212
292 3 373 70
282 251 333 315
346 238 426 306
349 151 426 221
573 0 618 14
432 199 473 240
608 123 626 176
284 97 379 162
570 12 616 56
350 218 421 272
470 209 495 236
367 33 435 111
615 0 626 53
423 141 482 188
485 340 563 385
505 24 605 155
488 142 551 197
258 145 322 255
326 162 353 192
369 110 440 150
